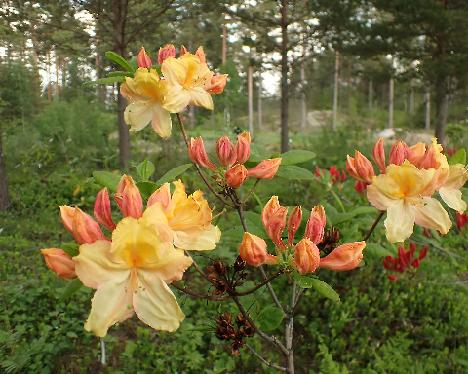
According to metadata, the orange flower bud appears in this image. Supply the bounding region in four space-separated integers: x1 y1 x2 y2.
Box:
235 132 251 164
355 151 375 183
247 158 282 179
147 183 172 210
114 175 143 218
41 248 76 279
216 136 237 167
157 44 176 65
407 142 426 167
389 140 409 166
319 242 366 271
195 46 206 64
239 232 277 266
293 238 321 274
60 206 105 244
262 196 288 248
288 206 302 246
304 205 326 245
188 137 217 170
179 45 188 56
207 74 228 94
136 47 152 68
225 164 248 188
372 138 386 173
419 145 438 169
94 188 116 231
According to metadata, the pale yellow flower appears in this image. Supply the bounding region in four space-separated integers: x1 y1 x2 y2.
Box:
438 164 468 213
161 54 214 113
367 161 451 243
73 204 192 337
121 68 172 138
148 180 221 251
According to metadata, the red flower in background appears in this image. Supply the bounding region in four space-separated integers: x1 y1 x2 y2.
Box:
445 148 457 157
382 242 428 281
456 212 468 230
354 180 368 194
315 166 347 184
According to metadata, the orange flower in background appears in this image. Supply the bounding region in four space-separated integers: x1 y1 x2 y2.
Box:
41 248 76 279
247 158 282 180
225 164 248 188
137 47 152 68
239 232 278 266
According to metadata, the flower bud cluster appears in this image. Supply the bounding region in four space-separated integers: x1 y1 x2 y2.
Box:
215 312 254 356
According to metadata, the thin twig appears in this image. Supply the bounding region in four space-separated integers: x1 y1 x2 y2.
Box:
242 178 261 204
245 344 287 372
363 211 385 241
171 283 228 301
233 270 284 296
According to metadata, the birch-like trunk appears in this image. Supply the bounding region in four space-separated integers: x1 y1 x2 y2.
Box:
388 77 394 129
332 51 339 131
425 90 431 130
248 65 254 134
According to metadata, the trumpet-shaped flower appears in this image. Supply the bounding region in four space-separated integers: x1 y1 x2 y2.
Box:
161 54 214 113
41 248 76 279
367 161 451 243
121 68 172 138
437 164 467 213
73 204 193 337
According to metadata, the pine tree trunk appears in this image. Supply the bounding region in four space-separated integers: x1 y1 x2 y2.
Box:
257 75 263 130
248 65 254 134
221 24 227 65
388 77 394 129
280 0 289 152
332 51 339 131
409 81 414 115
300 60 306 129
434 76 449 144
425 90 431 130
368 79 373 111
0 125 9 211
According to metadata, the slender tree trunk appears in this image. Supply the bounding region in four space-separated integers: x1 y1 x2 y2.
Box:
55 51 60 99
368 79 373 110
434 76 449 143
221 24 227 65
409 81 414 115
248 65 254 134
0 125 9 211
388 77 394 129
257 74 262 130
425 90 431 130
332 51 339 131
300 59 306 129
280 0 289 152
47 52 52 102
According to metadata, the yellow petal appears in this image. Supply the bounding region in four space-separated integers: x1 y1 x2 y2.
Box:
151 105 172 138
73 240 127 289
442 164 468 190
366 181 397 210
163 84 191 113
124 101 153 131
384 200 415 243
439 187 466 212
413 197 452 234
84 275 134 337
161 56 186 85
173 224 221 251
189 87 214 110
133 270 184 332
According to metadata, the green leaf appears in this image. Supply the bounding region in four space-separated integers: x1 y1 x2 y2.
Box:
310 279 340 302
256 305 284 331
137 181 158 200
243 211 268 239
155 164 192 185
365 243 394 258
449 149 466 165
276 165 315 180
107 70 134 78
105 51 135 72
58 279 82 301
249 143 271 163
136 160 155 181
331 206 378 225
93 171 122 192
280 150 316 166
85 76 125 85
293 273 316 288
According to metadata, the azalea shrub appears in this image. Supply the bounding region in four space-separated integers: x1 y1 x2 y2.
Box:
21 44 468 373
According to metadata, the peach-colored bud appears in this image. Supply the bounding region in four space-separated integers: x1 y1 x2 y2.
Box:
136 47 152 68
247 158 282 179
389 140 409 166
60 206 104 244
216 136 237 167
188 137 217 170
207 74 228 94
157 44 176 65
147 183 172 210
407 143 426 167
319 242 366 271
262 196 288 248
354 151 375 183
114 175 143 218
225 164 248 188
304 205 326 245
372 138 386 173
239 232 277 266
346 155 360 180
419 145 438 169
60 205 76 233
179 45 188 56
195 46 206 64
41 248 76 279
288 206 302 246
94 188 116 231
294 238 321 274
235 132 251 164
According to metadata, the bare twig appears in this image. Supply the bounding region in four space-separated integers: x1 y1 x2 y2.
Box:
171 283 228 301
363 211 385 241
233 270 284 296
245 344 287 372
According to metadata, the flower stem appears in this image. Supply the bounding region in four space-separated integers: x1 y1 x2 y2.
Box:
363 211 385 241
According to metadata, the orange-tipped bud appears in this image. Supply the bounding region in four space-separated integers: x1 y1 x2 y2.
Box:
60 206 105 244
346 152 374 183
294 238 321 274
304 205 326 245
248 158 282 179
179 45 188 56
195 46 206 64
216 136 237 167
207 74 228 94
41 248 76 279
419 145 438 169
225 164 248 188
288 206 302 246
262 196 288 248
235 132 251 164
114 175 143 218
94 188 116 231
157 44 176 65
137 47 152 68
188 137 217 170
239 232 277 266
372 138 386 173
319 242 366 271
389 140 409 166
147 183 172 210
